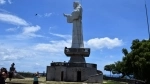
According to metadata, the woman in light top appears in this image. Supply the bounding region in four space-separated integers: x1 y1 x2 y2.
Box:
33 73 40 84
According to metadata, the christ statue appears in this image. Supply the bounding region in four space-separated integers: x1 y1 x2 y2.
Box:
63 1 84 48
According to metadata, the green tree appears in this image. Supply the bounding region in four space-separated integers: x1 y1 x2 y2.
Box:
104 39 150 83
121 48 133 78
104 64 115 77
113 61 125 76
111 48 133 78
129 39 150 83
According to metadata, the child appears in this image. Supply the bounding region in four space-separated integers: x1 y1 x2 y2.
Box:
33 73 39 84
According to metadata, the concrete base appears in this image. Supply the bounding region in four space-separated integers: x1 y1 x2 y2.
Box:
46 62 103 83
85 74 103 83
69 56 86 63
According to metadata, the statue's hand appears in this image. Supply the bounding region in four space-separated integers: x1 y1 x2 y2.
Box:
63 13 67 17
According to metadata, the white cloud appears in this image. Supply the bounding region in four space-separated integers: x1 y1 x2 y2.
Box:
44 13 52 17
0 62 4 66
23 25 40 34
47 33 123 50
33 63 46 69
35 14 42 17
33 40 71 53
0 0 6 4
22 25 43 37
104 55 114 59
0 42 69 72
0 12 43 39
35 13 52 18
50 33 71 39
33 37 123 53
85 37 123 49
8 0 12 4
6 28 16 32
0 0 12 4
0 9 9 13
3 25 43 40
6 27 19 32
49 26 58 32
0 11 45 39
0 13 29 26
35 63 40 66
0 46 34 61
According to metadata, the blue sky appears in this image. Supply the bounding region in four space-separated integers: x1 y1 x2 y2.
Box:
0 0 150 75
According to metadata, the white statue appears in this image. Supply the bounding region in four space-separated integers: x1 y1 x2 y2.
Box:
63 1 84 48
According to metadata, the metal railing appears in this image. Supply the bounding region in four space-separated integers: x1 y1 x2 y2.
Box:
51 62 97 68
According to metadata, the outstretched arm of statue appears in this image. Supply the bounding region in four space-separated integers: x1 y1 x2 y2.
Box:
63 13 73 23
63 13 71 17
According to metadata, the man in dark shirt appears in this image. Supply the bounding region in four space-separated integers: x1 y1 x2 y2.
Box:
0 71 5 84
0 67 8 84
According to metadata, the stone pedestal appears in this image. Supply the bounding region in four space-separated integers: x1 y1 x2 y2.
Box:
46 46 103 82
69 56 85 63
64 47 90 63
46 62 98 82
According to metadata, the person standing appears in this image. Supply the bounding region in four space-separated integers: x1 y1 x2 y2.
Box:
33 73 40 84
9 63 16 81
0 71 6 84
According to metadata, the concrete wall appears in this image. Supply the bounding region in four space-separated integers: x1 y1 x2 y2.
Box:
46 66 66 81
66 67 97 82
47 66 98 82
54 66 67 81
81 67 97 81
46 66 55 81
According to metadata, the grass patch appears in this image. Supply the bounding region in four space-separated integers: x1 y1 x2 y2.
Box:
5 77 127 84
103 80 127 84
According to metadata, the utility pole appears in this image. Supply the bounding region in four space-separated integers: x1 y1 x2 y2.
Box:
144 0 150 40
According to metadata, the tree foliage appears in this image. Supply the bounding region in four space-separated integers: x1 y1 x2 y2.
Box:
104 64 115 77
104 39 150 83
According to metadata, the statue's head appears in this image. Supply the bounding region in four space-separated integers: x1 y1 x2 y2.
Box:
73 1 80 9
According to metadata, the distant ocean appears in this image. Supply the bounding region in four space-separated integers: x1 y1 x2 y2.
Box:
104 74 134 79
104 74 120 77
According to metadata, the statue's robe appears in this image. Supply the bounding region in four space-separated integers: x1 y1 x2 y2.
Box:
66 6 84 48
65 6 85 63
